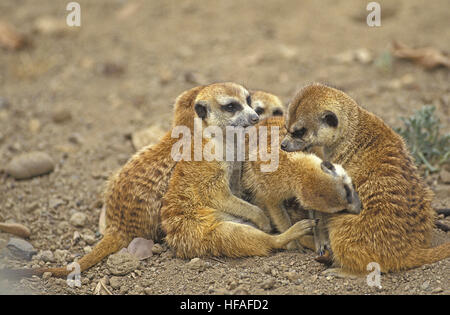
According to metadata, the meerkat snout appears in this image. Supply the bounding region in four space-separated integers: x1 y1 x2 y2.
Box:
249 113 259 125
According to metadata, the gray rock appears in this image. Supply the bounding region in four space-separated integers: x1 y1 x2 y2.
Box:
70 212 87 227
6 238 37 260
6 152 54 180
107 252 139 276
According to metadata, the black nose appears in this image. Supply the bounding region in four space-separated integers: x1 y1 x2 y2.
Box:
250 114 259 125
281 141 287 150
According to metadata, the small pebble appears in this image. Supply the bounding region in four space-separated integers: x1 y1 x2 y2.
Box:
42 272 52 280
109 276 122 289
261 278 275 290
186 257 208 271
70 212 87 227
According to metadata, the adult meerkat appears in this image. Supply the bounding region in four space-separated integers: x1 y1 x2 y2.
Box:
161 88 320 259
251 90 285 120
4 83 257 278
242 116 361 251
281 83 450 275
229 90 285 199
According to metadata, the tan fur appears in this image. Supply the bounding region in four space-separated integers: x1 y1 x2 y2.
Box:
5 83 259 278
283 83 449 274
161 89 319 259
242 117 361 250
251 90 285 120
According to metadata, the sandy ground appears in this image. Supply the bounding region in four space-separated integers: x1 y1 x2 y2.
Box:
0 0 449 295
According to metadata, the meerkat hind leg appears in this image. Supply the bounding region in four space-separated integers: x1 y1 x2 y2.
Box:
207 219 316 257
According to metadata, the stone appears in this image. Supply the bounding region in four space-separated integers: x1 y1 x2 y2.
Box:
261 278 275 290
37 250 55 263
6 238 37 260
6 152 54 180
70 212 87 227
109 276 122 289
106 252 140 276
439 169 450 184
186 257 208 271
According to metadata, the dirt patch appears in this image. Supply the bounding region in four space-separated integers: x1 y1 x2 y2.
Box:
0 0 449 295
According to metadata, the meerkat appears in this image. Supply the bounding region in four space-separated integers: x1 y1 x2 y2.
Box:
281 83 450 275
160 86 320 259
242 116 361 251
229 90 285 199
251 90 285 120
4 83 259 278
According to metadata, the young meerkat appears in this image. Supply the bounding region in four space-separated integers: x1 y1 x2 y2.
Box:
251 90 285 120
242 116 361 251
4 83 256 278
161 86 319 259
281 83 450 275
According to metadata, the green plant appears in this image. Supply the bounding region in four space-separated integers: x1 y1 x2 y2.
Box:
395 105 450 174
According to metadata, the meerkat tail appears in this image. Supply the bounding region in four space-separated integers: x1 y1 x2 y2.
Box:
403 242 450 269
1 232 128 279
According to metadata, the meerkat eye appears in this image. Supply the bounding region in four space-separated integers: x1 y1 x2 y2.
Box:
246 95 252 106
273 109 283 116
255 107 264 115
323 111 338 128
344 184 352 203
222 102 242 113
292 127 307 138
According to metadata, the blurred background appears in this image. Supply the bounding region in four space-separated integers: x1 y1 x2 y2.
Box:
0 0 449 294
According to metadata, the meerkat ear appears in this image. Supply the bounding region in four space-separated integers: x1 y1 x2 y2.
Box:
194 103 207 119
323 111 338 128
321 161 336 176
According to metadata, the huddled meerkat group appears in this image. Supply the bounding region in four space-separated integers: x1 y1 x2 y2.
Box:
5 82 449 280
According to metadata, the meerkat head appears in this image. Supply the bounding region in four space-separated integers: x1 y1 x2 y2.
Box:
193 82 259 130
300 158 362 214
251 90 285 120
281 83 355 153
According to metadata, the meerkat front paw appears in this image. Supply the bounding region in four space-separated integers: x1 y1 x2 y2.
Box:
290 219 317 237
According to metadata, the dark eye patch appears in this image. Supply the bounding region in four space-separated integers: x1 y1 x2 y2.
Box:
272 109 283 116
292 127 307 138
222 102 243 113
246 95 252 107
255 107 265 115
323 111 338 128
